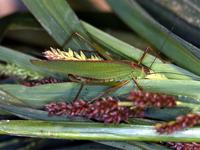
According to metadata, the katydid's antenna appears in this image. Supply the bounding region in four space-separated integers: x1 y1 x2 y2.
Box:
147 71 200 81
149 24 175 69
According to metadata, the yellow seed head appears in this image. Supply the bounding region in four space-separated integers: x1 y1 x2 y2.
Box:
43 47 102 61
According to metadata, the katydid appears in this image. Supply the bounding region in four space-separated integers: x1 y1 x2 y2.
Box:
31 32 159 99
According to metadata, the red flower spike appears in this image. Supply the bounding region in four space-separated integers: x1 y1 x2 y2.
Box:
155 113 200 134
22 77 62 87
45 97 145 124
161 142 200 150
128 90 176 108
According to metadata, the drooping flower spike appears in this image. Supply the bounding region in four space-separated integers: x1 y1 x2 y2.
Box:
161 142 200 150
128 90 176 108
45 97 145 124
45 91 177 124
155 113 200 134
22 77 62 87
45 90 200 134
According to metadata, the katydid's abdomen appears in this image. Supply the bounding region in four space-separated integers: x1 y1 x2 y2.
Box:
31 60 146 81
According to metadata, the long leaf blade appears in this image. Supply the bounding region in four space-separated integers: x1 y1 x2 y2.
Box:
106 0 200 76
22 0 91 50
1 79 200 108
0 46 50 77
82 21 200 80
0 120 200 142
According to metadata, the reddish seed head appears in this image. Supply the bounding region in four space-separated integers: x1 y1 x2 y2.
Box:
155 113 200 134
21 77 62 87
128 90 176 108
45 97 145 124
161 142 200 150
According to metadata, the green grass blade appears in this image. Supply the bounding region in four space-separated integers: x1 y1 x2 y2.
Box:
0 139 21 149
0 89 188 123
0 83 108 108
0 103 86 122
0 89 87 121
145 107 192 121
2 13 58 48
138 79 200 100
0 46 50 77
82 21 157 64
82 21 200 80
151 0 200 29
106 0 200 76
0 87 193 122
0 120 200 142
128 141 170 150
96 141 142 150
22 0 91 50
97 141 170 150
0 89 25 106
136 0 200 49
1 79 200 108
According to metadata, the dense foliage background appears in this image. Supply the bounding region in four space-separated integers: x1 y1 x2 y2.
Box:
0 0 200 149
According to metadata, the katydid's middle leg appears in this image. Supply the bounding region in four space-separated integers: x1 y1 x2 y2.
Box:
73 83 84 101
90 80 130 101
68 74 85 101
132 78 143 91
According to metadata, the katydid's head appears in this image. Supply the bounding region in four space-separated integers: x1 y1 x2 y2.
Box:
128 62 147 79
137 68 146 79
129 62 149 73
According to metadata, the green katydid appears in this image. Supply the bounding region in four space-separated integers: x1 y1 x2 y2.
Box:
31 47 156 99
31 60 148 82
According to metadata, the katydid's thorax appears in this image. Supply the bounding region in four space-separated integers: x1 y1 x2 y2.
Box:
122 61 148 80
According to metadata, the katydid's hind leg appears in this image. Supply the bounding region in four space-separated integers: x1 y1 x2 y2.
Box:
138 47 162 70
138 47 152 65
148 47 163 69
62 32 76 48
62 32 112 60
62 32 91 49
63 32 96 50
132 78 143 91
146 25 176 69
90 80 130 102
73 32 113 60
73 32 92 47
73 83 84 101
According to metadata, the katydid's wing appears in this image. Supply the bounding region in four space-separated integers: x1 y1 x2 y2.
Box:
31 60 135 81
